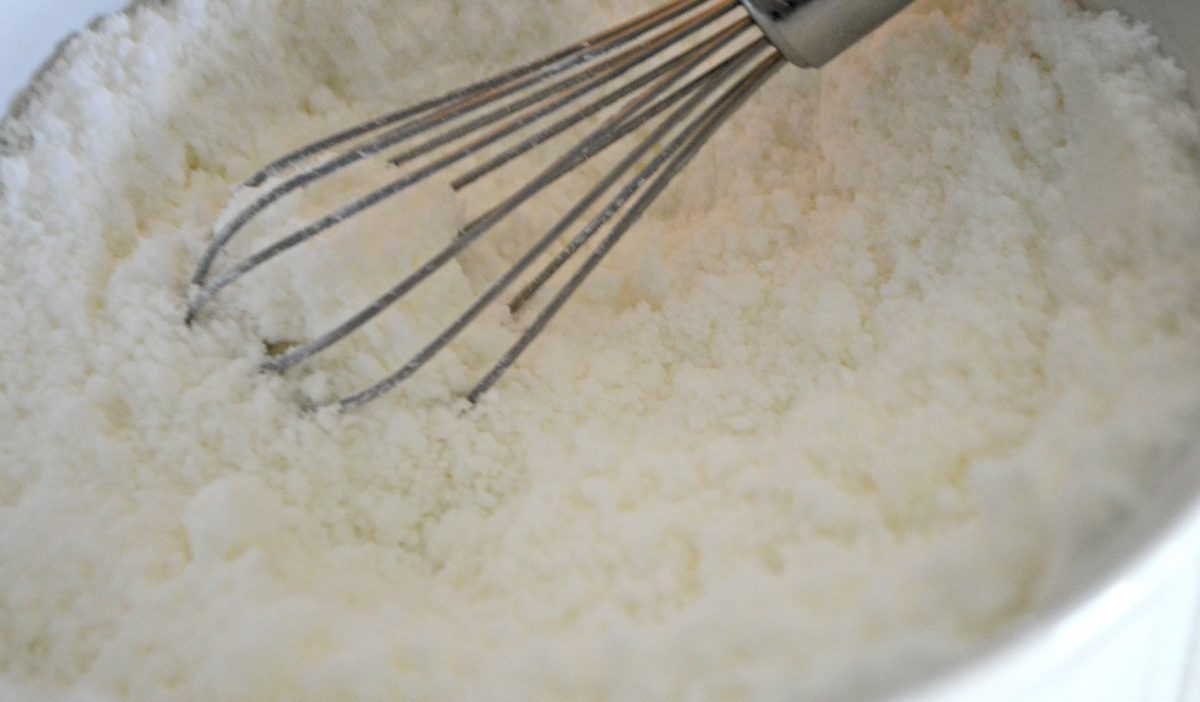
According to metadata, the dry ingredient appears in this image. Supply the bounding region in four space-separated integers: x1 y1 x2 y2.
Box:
2 0 1200 700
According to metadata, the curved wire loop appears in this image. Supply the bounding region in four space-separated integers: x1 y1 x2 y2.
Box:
185 0 783 410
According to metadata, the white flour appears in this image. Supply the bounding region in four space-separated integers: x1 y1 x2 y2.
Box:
2 0 1200 700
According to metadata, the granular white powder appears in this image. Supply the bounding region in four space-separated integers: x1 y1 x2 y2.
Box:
2 0 1200 700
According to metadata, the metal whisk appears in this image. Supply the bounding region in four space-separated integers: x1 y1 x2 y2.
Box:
186 0 913 410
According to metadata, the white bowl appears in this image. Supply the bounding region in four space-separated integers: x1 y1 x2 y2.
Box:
2 2 1198 701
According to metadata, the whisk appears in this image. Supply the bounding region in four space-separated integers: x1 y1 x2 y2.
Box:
186 0 914 410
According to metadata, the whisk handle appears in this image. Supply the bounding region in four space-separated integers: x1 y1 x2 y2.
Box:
740 0 917 68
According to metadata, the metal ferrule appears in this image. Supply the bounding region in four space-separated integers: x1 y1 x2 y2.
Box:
740 0 917 67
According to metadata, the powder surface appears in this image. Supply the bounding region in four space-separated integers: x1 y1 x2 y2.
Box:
3 1 1200 701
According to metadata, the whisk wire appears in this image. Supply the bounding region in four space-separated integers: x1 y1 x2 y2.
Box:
446 17 756 190
466 51 786 405
189 0 741 292
243 0 718 188
187 16 758 324
188 0 789 409
328 45 781 410
261 36 774 379
385 3 746 170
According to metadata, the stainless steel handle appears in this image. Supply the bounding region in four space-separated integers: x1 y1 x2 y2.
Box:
740 0 917 67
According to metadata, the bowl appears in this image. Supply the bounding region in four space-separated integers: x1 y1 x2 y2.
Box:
2 1 1198 700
